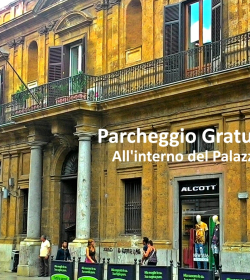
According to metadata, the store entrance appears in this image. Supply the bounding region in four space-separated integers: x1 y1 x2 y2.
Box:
179 179 219 269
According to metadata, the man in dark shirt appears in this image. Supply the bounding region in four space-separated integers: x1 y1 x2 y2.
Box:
56 240 71 261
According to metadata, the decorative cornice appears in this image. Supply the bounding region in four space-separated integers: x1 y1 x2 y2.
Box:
7 40 15 49
94 1 109 12
109 0 121 7
38 25 48 35
47 20 57 32
38 20 57 35
95 0 121 11
15 36 25 46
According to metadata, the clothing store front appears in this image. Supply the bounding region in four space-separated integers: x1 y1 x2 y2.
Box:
175 176 222 269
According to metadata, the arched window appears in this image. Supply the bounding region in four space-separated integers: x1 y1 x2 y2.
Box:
126 0 142 50
3 13 10 23
61 151 78 176
27 41 38 82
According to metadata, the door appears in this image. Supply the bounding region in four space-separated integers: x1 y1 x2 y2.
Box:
60 178 77 243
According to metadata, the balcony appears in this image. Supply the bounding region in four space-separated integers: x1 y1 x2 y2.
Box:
1 31 250 125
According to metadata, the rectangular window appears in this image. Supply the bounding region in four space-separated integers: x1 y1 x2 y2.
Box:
70 45 82 76
186 127 216 153
125 178 141 235
164 1 221 79
22 189 28 234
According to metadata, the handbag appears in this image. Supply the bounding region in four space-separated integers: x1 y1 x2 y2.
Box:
85 257 92 263
148 250 157 264
143 249 157 265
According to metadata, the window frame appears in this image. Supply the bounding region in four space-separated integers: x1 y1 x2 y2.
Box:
185 126 216 154
124 178 142 235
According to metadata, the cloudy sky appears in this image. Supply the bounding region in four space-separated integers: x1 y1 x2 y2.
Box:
0 0 14 9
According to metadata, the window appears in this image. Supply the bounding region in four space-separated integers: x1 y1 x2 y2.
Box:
164 0 221 79
28 41 38 82
126 0 142 50
3 13 10 23
48 37 86 82
186 127 216 153
125 178 141 235
70 44 83 76
22 189 28 234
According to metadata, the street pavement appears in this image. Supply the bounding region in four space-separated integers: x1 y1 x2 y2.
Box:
0 272 49 279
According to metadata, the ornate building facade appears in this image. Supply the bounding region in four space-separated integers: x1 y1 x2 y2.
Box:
0 0 250 276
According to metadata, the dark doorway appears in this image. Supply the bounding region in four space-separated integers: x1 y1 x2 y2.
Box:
60 178 77 244
60 150 78 244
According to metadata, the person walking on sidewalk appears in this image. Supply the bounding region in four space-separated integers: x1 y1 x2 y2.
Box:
38 235 51 277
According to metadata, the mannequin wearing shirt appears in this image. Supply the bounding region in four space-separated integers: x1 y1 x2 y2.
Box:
194 215 208 269
211 215 220 272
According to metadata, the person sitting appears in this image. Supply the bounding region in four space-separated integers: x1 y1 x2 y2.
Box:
56 240 71 261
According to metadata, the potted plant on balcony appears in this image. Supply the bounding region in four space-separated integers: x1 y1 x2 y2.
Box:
52 83 69 104
13 84 30 106
70 71 87 101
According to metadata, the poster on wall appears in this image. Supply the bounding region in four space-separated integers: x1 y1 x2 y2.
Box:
139 266 172 280
221 272 250 280
107 264 136 280
50 260 74 280
178 268 214 280
77 262 104 280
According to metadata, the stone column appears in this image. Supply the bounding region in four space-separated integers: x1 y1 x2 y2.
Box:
75 134 92 241
18 142 45 277
69 134 92 269
26 143 44 240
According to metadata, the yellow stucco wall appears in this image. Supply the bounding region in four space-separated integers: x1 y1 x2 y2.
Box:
0 0 250 254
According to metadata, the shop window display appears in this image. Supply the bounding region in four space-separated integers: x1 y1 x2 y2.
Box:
179 179 219 270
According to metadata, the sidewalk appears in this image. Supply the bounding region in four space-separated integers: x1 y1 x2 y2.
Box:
0 272 49 279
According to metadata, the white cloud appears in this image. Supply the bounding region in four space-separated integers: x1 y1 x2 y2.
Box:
190 21 211 44
0 0 15 9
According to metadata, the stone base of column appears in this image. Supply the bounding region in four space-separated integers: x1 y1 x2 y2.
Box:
0 243 15 271
17 240 41 277
69 239 88 261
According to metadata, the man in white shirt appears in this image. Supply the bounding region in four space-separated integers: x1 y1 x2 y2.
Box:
38 235 51 277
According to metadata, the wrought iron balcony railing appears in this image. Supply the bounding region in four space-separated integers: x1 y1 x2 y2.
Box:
1 31 250 125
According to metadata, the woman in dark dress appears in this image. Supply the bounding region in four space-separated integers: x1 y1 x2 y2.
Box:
85 239 97 263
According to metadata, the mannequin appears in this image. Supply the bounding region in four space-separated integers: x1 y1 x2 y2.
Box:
194 215 208 269
211 215 220 273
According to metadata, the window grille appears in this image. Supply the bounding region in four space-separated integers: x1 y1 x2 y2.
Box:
186 127 216 153
22 189 28 234
125 178 141 235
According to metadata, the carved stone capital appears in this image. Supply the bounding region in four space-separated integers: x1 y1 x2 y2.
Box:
47 20 57 31
109 0 121 7
54 133 77 148
15 36 24 46
95 1 109 11
7 40 16 49
38 25 48 35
